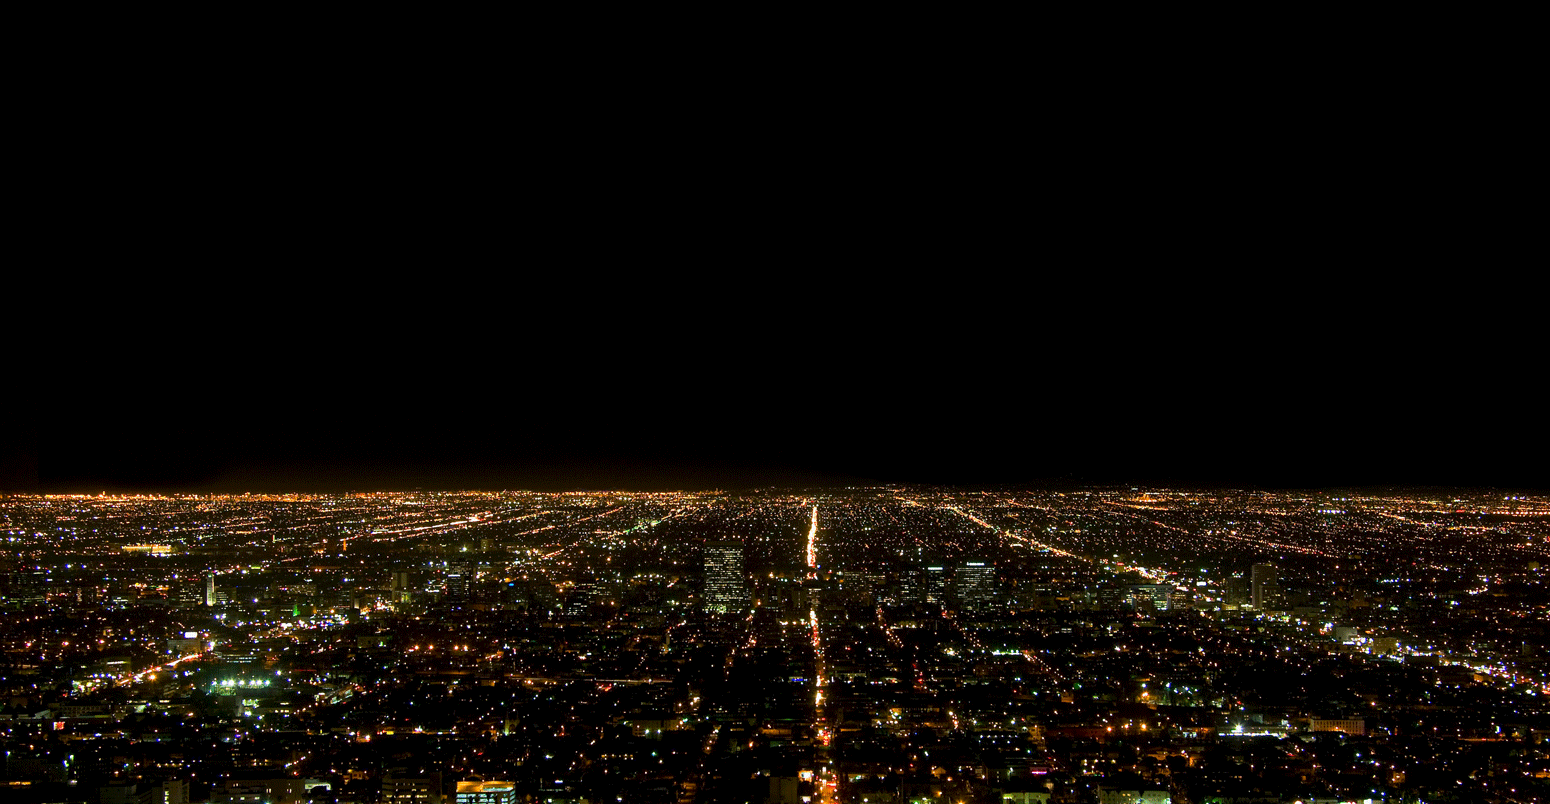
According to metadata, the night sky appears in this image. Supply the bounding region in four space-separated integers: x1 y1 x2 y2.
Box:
7 269 1543 493
14 28 1538 493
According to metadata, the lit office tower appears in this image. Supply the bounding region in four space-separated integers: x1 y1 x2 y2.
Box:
204 572 216 607
445 562 473 598
924 565 950 605
703 540 749 614
956 561 996 612
383 773 444 804
174 576 204 608
391 571 414 605
455 782 516 804
1225 574 1250 608
1251 563 1279 610
899 568 922 603
1127 583 1172 612
565 577 595 619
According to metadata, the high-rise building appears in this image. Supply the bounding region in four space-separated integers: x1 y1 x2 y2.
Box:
924 565 950 605
102 781 187 804
212 779 308 804
174 576 204 608
900 568 925 603
383 774 443 804
455 782 515 804
956 561 996 612
1126 583 1171 612
391 570 415 605
703 540 749 614
1097 584 1128 610
565 576 596 619
445 562 473 598
1225 574 1250 608
204 572 217 607
1251 563 1280 610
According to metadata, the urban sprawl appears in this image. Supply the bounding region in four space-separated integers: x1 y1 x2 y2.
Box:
2 488 1548 804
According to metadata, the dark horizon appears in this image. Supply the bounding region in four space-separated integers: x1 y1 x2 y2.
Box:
7 379 1546 493
8 427 1545 495
11 273 1543 495
10 378 1543 492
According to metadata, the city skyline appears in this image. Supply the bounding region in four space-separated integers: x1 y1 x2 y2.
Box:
2 486 1546 801
10 37 1541 800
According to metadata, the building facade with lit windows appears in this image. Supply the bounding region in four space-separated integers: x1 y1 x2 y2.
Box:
703 539 749 613
383 773 443 804
956 561 996 612
455 781 516 804
1251 562 1280 610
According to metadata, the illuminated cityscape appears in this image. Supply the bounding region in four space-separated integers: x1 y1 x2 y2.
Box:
0 487 1546 803
13 37 1543 801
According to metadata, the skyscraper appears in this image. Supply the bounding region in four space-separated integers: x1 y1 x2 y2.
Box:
703 540 749 614
1225 574 1250 608
924 565 950 605
455 782 516 804
391 571 415 605
446 561 473 599
956 561 996 612
1126 583 1171 612
1251 563 1280 610
565 576 596 619
383 774 443 804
